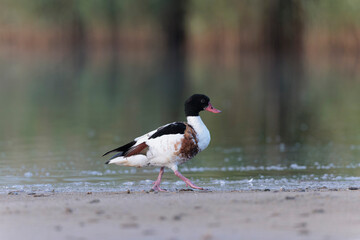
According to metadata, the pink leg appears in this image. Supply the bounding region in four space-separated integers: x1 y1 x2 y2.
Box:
152 167 166 192
174 170 204 190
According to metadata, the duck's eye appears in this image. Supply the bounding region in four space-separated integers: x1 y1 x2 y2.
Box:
201 99 205 103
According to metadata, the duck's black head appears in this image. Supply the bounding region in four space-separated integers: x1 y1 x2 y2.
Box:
184 94 221 117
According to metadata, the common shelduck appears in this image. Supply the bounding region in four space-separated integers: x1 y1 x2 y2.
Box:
103 94 221 191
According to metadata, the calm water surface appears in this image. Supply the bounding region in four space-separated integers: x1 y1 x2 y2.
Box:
0 49 359 193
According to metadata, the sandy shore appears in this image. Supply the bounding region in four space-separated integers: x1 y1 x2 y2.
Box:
1 189 360 240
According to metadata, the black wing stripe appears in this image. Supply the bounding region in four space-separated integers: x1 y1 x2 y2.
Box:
149 122 186 139
102 140 136 157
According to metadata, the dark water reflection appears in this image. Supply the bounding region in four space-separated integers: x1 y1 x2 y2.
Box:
0 48 359 192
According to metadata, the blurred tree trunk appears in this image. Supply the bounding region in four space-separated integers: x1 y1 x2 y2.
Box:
70 12 86 48
66 3 86 50
104 0 120 100
67 5 87 69
105 0 120 50
261 0 306 143
159 0 188 119
160 0 187 53
263 0 303 57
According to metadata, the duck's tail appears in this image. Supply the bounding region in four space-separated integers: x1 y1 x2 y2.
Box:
106 155 149 167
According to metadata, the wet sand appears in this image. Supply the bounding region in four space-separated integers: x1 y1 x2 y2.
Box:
1 189 360 240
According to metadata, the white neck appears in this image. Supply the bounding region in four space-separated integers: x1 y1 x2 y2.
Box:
187 116 211 151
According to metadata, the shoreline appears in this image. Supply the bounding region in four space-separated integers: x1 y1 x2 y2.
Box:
3 185 359 195
0 190 360 240
1 189 360 240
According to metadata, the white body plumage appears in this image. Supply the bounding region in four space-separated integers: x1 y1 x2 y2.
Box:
108 116 210 171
